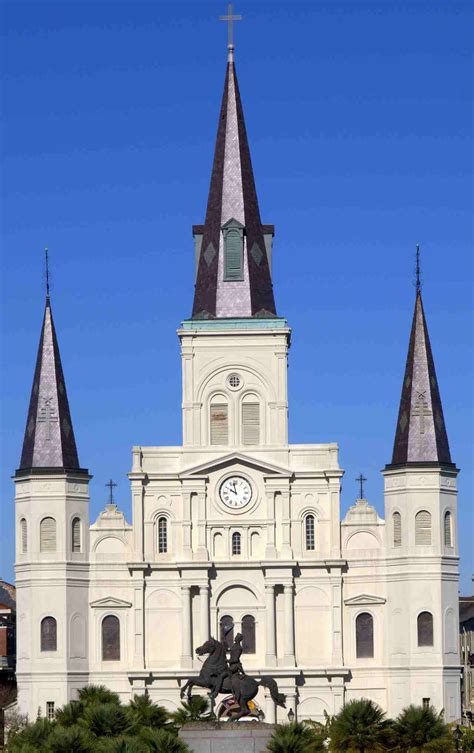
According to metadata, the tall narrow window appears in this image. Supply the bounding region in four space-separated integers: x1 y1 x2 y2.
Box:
220 615 234 649
242 614 256 654
415 510 432 545
305 514 315 551
393 512 402 547
72 517 81 553
41 617 57 652
210 400 228 445
356 613 374 658
20 518 27 553
444 511 452 547
417 611 434 647
102 615 120 661
232 532 241 556
46 702 55 720
40 517 56 552
158 517 168 553
222 220 244 281
242 401 260 445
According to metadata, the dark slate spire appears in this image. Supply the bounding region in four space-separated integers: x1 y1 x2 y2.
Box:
192 54 276 319
390 286 452 467
17 297 85 475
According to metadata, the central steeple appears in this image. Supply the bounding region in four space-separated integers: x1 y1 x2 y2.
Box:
192 43 276 319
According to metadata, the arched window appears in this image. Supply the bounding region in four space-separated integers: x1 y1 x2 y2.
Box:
222 219 244 281
220 615 234 649
393 512 402 547
102 615 120 661
41 617 57 652
417 611 434 647
356 613 374 658
242 614 256 654
20 518 27 553
242 397 260 446
415 510 432 546
210 397 228 446
40 517 56 552
72 517 81 553
232 532 241 556
305 514 315 551
444 511 452 547
158 517 168 554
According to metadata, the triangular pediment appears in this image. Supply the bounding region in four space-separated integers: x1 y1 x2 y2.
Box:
179 452 291 479
344 594 386 606
90 597 132 609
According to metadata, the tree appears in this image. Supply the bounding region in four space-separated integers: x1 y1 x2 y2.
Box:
55 701 85 727
328 698 391 753
77 685 121 707
126 694 169 730
95 737 149 753
80 702 131 738
170 696 210 725
7 717 54 752
46 724 96 753
139 728 191 753
266 721 327 753
392 705 455 752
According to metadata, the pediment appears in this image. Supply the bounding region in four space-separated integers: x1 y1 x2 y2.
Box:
344 594 386 606
90 597 132 609
179 452 291 479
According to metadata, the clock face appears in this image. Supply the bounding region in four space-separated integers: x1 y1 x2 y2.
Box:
219 476 252 509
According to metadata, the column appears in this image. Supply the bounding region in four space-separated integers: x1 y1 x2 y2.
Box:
200 584 210 643
331 577 343 664
130 479 145 561
283 583 295 666
285 691 297 721
181 492 192 558
265 491 277 558
180 585 192 668
264 689 276 724
132 570 145 669
196 492 209 560
281 491 293 558
265 583 276 667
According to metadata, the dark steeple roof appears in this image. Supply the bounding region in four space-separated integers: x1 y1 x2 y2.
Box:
389 289 452 467
192 56 276 319
17 297 85 475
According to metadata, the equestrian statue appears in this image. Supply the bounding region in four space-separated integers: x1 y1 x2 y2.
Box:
180 633 286 720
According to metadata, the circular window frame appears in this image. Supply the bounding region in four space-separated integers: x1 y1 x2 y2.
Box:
227 373 243 391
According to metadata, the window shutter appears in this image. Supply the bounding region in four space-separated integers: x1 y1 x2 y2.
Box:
21 519 27 553
415 511 431 546
356 613 374 658
444 512 452 547
40 517 56 552
242 402 260 445
393 512 402 547
417 611 434 647
102 615 120 661
210 403 228 445
72 518 81 553
242 614 256 654
224 229 243 280
41 617 57 652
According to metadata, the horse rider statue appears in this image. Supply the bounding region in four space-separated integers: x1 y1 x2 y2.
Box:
210 632 244 700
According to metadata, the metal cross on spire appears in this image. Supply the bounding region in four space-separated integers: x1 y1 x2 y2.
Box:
219 3 242 61
356 473 367 499
106 478 117 505
45 247 50 300
415 244 422 295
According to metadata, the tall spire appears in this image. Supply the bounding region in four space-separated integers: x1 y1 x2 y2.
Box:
192 39 276 319
17 276 84 475
389 250 452 467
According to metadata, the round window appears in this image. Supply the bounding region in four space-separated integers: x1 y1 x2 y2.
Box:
227 374 242 390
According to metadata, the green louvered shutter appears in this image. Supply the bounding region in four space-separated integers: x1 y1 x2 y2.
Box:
224 229 243 280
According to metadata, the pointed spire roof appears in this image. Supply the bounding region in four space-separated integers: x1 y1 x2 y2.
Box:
390 287 452 467
17 296 85 475
192 55 276 319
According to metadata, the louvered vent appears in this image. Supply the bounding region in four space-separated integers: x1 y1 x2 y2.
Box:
393 512 402 547
210 403 228 445
415 510 432 546
21 518 27 553
72 517 81 553
224 229 243 280
242 402 260 445
40 517 57 552
444 511 452 547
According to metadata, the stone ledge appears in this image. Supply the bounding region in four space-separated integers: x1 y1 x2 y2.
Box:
179 722 275 753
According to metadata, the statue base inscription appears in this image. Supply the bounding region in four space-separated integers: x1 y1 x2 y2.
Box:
179 721 276 753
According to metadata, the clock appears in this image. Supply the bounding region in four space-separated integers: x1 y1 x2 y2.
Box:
219 476 252 509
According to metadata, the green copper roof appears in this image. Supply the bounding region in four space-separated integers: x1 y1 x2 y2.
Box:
181 317 288 331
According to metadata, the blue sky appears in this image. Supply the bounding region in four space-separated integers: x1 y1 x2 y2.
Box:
1 1 472 590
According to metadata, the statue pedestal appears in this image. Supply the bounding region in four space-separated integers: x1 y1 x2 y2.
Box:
179 721 276 753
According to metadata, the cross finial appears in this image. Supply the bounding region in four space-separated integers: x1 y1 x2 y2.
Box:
106 478 117 505
356 473 367 499
45 247 50 300
219 3 242 62
415 244 421 295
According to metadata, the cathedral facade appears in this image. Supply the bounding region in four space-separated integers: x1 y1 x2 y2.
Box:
14 42 461 723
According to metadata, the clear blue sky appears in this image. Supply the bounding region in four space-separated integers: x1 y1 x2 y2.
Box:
1 1 472 590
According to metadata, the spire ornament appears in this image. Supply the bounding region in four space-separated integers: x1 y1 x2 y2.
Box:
219 3 242 62
45 247 50 300
415 244 421 295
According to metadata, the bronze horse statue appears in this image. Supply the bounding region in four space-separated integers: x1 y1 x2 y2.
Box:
180 637 286 719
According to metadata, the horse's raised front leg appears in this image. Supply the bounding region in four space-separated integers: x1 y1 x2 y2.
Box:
180 680 193 699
